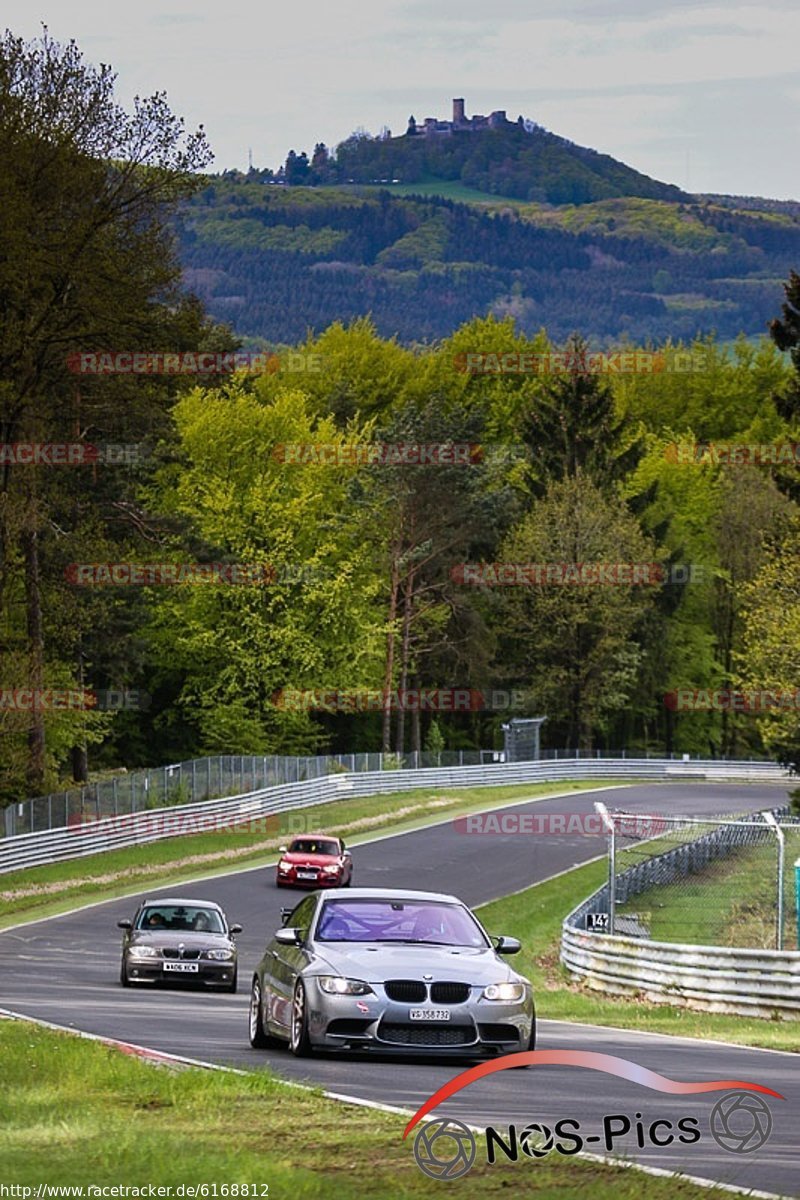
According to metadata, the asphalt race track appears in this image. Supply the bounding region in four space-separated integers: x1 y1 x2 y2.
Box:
1 783 798 1196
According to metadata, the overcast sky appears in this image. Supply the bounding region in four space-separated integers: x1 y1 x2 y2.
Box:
4 0 799 198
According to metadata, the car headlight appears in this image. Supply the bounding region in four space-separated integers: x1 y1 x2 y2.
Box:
317 976 374 996
482 982 525 1002
128 945 159 959
204 949 235 961
322 864 340 874
278 862 291 871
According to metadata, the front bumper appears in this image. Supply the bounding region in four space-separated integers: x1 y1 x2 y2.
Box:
303 978 533 1055
124 957 236 986
276 870 343 888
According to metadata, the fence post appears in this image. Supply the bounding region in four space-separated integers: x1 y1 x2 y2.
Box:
762 811 784 951
595 801 616 935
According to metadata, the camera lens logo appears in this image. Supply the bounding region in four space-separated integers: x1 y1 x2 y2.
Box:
519 1122 555 1158
413 1118 477 1179
709 1092 773 1154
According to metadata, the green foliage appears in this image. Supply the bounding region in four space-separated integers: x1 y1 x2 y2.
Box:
425 718 446 754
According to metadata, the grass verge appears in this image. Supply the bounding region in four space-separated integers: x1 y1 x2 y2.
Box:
0 780 622 929
616 829 800 949
0 1017 739 1197
476 861 800 1052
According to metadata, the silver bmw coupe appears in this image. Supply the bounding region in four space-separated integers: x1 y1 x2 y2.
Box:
249 887 535 1058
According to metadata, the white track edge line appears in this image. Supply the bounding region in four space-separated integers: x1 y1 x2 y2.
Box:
0 782 633 933
0 1008 788 1200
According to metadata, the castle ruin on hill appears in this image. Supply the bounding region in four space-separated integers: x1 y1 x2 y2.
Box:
406 98 522 137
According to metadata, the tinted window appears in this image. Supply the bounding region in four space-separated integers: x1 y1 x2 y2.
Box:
289 838 340 856
288 895 317 940
137 905 225 933
316 900 487 947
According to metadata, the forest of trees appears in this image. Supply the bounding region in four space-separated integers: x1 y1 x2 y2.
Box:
272 122 689 206
178 180 800 344
2 31 800 806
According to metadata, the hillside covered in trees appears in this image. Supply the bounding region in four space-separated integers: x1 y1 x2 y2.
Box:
3 29 800 804
178 180 800 345
280 121 689 206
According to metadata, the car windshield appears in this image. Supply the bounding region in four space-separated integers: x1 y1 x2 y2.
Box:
316 899 488 947
136 905 225 933
288 839 339 856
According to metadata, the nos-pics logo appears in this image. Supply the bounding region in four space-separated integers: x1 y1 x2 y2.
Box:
405 1052 782 1181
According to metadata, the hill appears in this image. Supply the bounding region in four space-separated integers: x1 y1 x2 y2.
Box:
312 119 690 206
177 179 800 345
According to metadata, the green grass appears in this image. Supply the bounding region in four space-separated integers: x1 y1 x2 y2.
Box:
0 1018 743 1197
616 828 800 949
351 179 515 205
476 862 800 1051
0 779 623 929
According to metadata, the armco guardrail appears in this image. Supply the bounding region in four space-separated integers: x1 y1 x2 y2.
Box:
0 757 789 875
561 923 800 1018
561 806 800 1019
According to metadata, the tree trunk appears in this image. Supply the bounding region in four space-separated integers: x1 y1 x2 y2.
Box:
381 548 401 753
395 571 415 755
21 509 46 793
411 673 421 755
71 744 89 783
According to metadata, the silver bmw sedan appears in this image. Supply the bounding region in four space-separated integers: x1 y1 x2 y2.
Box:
249 887 535 1059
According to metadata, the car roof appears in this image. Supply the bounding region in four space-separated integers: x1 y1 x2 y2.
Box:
312 887 461 903
288 833 341 842
139 898 224 909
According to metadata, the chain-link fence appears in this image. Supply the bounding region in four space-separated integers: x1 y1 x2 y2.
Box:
2 749 513 838
4 746 774 840
595 804 800 950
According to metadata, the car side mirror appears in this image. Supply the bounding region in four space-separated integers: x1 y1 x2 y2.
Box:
275 927 302 946
494 935 521 955
343 849 352 858
117 919 132 930
230 924 243 935
279 846 288 854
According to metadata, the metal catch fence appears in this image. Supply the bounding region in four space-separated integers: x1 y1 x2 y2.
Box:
595 803 800 950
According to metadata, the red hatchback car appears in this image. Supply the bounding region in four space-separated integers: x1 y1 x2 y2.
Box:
276 835 353 889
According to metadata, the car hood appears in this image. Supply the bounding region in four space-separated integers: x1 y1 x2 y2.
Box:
307 942 524 985
130 930 233 948
281 853 339 865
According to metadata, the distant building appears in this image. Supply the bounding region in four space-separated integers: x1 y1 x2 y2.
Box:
406 98 516 137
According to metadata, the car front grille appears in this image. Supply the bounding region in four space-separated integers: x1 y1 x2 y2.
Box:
162 947 201 960
385 980 427 1003
430 982 470 1004
379 1022 476 1047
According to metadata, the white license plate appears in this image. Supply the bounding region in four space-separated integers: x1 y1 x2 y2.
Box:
409 1008 450 1021
163 961 199 973
297 871 317 879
